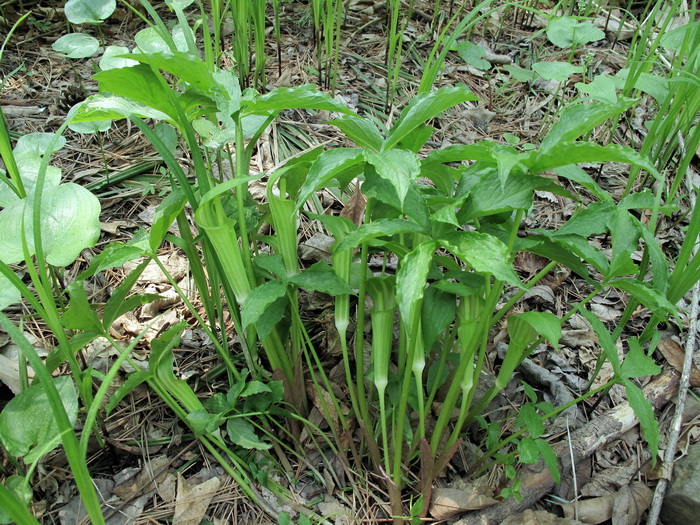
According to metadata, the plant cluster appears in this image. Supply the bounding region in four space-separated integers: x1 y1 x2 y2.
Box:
0 0 698 523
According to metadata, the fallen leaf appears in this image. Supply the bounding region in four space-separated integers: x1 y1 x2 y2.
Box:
658 338 700 387
429 486 498 520
173 473 221 525
612 481 653 525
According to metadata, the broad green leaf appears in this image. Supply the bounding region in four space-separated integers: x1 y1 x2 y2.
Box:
335 219 425 251
288 262 353 296
364 149 421 207
518 436 540 463
99 45 138 70
516 403 545 438
504 65 538 82
126 51 215 93
530 142 659 179
621 338 661 379
547 17 605 48
0 376 78 463
422 285 456 348
517 236 592 282
553 165 610 202
614 69 669 102
134 26 180 54
459 171 568 221
535 439 560 483
244 84 355 115
330 114 384 151
226 418 272 450
452 41 490 70
150 187 187 251
541 100 632 151
241 281 288 329
93 65 178 122
52 33 99 59
510 311 561 348
396 241 435 326
383 85 478 151
72 93 173 124
608 278 677 318
575 74 618 104
439 231 521 285
187 410 222 436
580 308 621 375
61 281 102 332
254 253 287 279
423 141 500 165
0 269 21 310
67 118 111 134
296 148 365 209
622 378 660 463
65 0 115 24
555 201 615 237
532 62 582 83
105 370 151 415
607 210 640 278
13 133 66 157
0 155 61 207
166 0 195 9
0 475 33 524
0 183 101 266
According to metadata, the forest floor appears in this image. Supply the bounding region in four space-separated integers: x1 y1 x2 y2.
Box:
1 1 699 524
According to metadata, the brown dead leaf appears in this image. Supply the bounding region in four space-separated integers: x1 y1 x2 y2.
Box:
173 473 221 525
658 338 700 387
561 495 614 524
340 187 366 226
500 509 586 525
112 455 171 499
611 481 653 525
429 486 498 520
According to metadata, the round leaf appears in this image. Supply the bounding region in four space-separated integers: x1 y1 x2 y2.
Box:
14 132 66 157
52 33 99 59
0 154 62 207
65 0 116 24
0 271 22 310
547 17 605 48
99 45 138 70
0 183 101 266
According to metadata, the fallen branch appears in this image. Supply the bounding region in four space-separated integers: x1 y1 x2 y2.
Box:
455 368 680 525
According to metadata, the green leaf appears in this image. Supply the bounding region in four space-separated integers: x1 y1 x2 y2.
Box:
187 410 222 436
52 33 99 59
517 403 545 438
607 210 640 278
0 155 62 207
517 436 540 463
514 311 561 348
540 101 631 151
0 475 34 524
614 69 669 102
289 262 353 296
65 0 115 24
553 164 610 202
575 74 619 104
99 45 138 70
254 253 287 279
242 281 288 330
335 219 425 252
622 378 660 463
244 84 355 115
330 115 384 151
0 183 101 266
397 241 435 326
14 132 66 157
226 418 272 450
535 439 560 483
452 41 491 70
530 142 659 179
365 149 421 207
504 65 538 82
0 376 78 463
532 62 582 82
621 338 661 379
440 231 521 285
150 188 187 251
0 270 22 310
61 281 102 332
580 308 621 375
383 85 479 151
126 51 215 93
422 286 456 348
105 370 151 415
608 278 677 318
93 64 178 122
296 148 365 209
72 93 173 124
547 17 605 48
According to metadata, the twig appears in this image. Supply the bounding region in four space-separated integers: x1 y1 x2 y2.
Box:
647 166 700 523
